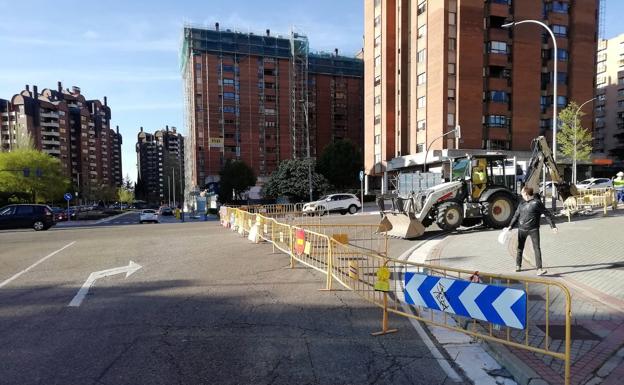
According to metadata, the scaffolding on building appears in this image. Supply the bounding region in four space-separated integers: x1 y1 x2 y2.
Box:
290 30 309 160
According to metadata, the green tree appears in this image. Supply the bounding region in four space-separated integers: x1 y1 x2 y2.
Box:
218 160 257 203
316 139 363 189
556 101 593 183
262 158 330 201
0 149 69 203
117 186 134 207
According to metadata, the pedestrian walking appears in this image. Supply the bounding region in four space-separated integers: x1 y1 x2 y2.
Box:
614 171 624 204
506 186 558 276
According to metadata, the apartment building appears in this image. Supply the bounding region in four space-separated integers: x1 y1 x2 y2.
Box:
136 126 185 205
0 83 123 198
364 0 598 190
180 24 363 195
596 34 624 161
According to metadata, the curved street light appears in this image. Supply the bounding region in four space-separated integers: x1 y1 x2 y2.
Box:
423 126 460 173
573 97 597 184
503 20 558 208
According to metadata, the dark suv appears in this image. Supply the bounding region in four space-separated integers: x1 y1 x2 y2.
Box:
0 204 55 231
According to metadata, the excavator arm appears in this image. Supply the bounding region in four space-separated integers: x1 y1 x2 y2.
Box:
523 136 577 201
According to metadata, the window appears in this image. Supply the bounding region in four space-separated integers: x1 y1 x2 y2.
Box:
597 75 607 86
447 113 455 126
223 78 235 86
417 119 426 131
223 106 236 114
449 38 456 51
417 96 426 108
448 89 456 101
374 115 381 125
374 16 381 28
557 49 569 61
546 1 569 14
417 1 426 15
374 154 382 163
487 41 508 54
449 12 456 25
557 96 568 107
418 25 427 39
540 119 552 130
448 63 456 74
489 90 509 103
552 25 567 37
486 115 508 128
416 143 424 153
374 0 381 7
417 49 426 63
555 72 568 85
374 95 381 105
374 55 381 67
222 65 234 72
417 72 426 85
374 75 381 87
374 134 381 144
223 92 235 100
374 35 381 48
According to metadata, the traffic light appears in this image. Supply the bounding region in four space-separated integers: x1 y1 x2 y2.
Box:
23 168 30 177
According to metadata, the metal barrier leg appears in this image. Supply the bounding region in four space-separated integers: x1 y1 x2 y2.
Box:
371 292 398 336
319 242 333 291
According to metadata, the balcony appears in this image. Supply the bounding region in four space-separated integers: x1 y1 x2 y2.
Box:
42 129 60 136
41 121 60 128
42 139 59 146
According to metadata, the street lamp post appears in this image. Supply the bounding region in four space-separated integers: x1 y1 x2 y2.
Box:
502 20 558 209
299 100 313 202
573 97 597 184
424 126 460 173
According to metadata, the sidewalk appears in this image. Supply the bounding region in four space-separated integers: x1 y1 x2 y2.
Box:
423 211 624 385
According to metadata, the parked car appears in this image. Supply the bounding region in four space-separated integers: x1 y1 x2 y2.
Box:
159 206 173 216
302 193 362 215
139 209 159 224
538 181 556 197
576 178 613 190
51 207 68 222
0 204 55 231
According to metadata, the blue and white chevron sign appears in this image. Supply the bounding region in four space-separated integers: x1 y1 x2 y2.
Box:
404 273 527 329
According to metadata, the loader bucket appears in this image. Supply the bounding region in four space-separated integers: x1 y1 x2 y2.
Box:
377 213 426 239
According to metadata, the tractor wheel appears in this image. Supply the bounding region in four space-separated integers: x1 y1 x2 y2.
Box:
436 202 464 231
482 194 515 229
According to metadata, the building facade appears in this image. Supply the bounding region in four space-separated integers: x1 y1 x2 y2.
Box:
364 0 598 190
136 126 185 205
0 83 123 199
596 34 624 161
180 24 363 197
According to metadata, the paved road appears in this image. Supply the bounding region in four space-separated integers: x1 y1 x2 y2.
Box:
0 222 467 385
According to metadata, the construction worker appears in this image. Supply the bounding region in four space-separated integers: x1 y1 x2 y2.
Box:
614 171 624 204
506 186 558 276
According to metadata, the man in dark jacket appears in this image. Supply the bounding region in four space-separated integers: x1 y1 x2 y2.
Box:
506 186 558 275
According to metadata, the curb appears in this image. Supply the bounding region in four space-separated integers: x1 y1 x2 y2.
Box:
423 234 545 385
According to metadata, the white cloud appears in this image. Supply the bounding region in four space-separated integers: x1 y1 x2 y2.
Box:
83 30 100 39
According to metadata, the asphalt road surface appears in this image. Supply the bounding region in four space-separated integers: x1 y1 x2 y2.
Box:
0 222 467 385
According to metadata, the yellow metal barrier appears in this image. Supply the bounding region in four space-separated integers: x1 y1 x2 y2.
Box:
220 205 574 385
295 223 388 256
564 188 617 221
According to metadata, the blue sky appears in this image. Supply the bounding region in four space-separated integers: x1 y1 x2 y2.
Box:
0 0 364 181
0 0 622 182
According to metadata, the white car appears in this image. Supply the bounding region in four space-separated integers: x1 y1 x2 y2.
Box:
576 178 612 190
139 209 159 224
302 193 362 215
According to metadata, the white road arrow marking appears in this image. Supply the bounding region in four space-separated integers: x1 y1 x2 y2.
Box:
68 261 142 307
492 289 525 329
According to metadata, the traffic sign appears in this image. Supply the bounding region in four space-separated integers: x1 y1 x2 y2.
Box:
404 272 527 329
294 229 305 255
64 193 73 201
359 170 364 182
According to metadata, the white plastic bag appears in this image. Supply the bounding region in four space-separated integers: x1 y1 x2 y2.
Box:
497 227 511 245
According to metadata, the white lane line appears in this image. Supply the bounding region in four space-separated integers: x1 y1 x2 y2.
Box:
0 241 76 288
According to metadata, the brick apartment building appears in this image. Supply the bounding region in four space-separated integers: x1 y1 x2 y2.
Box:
0 83 123 199
364 0 598 191
596 34 624 162
180 24 363 195
136 126 185 205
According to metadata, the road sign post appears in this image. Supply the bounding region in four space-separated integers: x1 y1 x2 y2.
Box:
64 193 73 221
359 171 364 214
